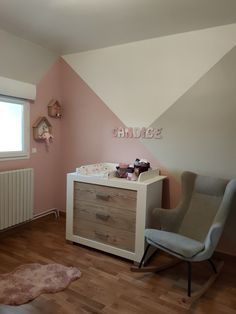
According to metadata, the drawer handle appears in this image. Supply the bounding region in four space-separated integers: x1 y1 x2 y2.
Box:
96 212 110 221
95 231 109 240
96 193 110 201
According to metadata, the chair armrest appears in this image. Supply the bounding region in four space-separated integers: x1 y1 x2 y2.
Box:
193 223 223 261
204 223 223 256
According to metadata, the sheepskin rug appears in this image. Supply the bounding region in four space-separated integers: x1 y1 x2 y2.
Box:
0 263 81 305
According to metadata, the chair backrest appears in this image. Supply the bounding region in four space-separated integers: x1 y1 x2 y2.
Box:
178 172 229 242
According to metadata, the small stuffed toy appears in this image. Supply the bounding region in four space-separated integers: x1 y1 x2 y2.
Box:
40 131 53 146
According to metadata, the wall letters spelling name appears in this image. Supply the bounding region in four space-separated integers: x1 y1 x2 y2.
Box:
112 127 163 139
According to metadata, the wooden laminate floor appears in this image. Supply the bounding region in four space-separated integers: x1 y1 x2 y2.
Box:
0 215 235 314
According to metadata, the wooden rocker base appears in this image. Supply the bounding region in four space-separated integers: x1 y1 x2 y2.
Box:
131 253 224 309
130 258 181 273
180 260 224 307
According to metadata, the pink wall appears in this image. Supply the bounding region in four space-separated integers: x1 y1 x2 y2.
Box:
0 57 181 214
0 58 183 215
0 58 181 214
0 59 63 214
59 59 181 209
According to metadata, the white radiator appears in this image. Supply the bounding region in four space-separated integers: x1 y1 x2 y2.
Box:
0 168 34 230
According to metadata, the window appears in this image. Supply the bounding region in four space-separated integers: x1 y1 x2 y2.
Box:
0 95 29 160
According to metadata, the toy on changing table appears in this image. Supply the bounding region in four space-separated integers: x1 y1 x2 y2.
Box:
133 158 150 177
116 159 150 181
116 163 129 178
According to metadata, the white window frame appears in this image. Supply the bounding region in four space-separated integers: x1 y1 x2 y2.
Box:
0 95 30 161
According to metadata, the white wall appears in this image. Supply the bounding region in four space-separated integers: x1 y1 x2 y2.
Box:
0 28 58 84
63 23 236 127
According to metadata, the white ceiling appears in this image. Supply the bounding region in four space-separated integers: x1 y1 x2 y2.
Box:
0 0 235 54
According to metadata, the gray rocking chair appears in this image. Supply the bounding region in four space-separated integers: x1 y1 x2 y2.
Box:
132 171 236 305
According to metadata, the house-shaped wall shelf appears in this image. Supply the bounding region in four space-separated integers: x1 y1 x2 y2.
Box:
47 99 62 118
33 116 52 141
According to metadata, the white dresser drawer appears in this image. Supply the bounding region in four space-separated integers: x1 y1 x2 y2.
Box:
66 172 165 262
74 182 137 211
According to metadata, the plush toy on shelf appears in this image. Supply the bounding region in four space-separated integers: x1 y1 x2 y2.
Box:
40 131 54 147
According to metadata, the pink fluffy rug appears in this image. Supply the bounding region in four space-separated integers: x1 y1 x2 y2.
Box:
0 263 81 305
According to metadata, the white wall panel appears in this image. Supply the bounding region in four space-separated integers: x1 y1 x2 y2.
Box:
0 28 58 84
63 23 236 127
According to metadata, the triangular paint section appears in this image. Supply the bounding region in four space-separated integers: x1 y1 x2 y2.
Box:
142 46 236 179
63 23 236 127
60 58 160 169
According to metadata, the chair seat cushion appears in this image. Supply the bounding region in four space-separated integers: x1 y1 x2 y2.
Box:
145 229 205 258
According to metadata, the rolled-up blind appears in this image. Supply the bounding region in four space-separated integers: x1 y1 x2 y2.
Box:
0 76 36 100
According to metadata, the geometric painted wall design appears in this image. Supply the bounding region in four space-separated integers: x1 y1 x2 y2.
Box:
63 23 236 127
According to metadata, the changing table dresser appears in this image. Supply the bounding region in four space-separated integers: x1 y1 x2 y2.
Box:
66 169 166 263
